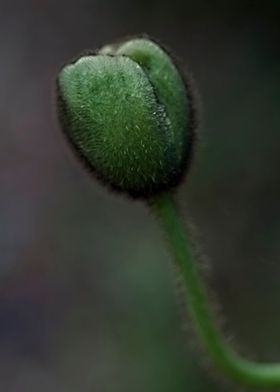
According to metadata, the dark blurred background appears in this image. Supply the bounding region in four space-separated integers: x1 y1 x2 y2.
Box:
1 1 280 391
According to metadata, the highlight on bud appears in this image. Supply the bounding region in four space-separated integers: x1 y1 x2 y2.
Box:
56 37 196 198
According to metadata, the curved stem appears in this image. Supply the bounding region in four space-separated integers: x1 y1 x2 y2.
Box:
150 192 280 387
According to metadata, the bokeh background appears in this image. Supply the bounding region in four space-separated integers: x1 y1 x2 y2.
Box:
1 1 280 391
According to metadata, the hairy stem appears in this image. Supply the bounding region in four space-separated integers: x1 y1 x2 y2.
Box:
150 192 280 387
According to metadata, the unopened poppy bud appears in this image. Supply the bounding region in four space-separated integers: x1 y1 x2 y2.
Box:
57 37 196 198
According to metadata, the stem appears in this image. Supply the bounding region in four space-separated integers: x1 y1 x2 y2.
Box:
150 192 280 387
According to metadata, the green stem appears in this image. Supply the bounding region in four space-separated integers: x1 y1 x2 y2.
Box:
150 192 280 387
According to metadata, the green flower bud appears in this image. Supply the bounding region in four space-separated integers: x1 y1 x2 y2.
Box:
57 37 196 198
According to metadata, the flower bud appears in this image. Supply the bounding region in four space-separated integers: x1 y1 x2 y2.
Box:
57 37 196 198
